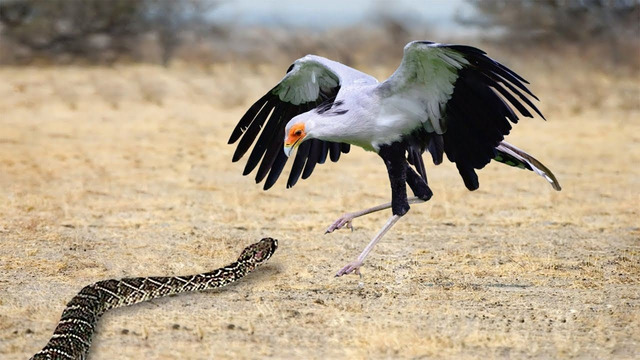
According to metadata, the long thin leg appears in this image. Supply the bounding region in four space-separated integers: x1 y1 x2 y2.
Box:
325 197 425 234
335 214 402 277
335 143 413 276
326 162 432 234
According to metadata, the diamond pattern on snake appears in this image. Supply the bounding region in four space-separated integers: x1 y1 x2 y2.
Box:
31 238 278 360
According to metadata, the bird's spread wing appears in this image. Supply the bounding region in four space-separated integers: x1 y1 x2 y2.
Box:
378 41 544 190
229 55 377 190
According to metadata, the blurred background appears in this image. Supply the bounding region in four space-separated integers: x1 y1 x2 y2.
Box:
1 0 638 67
0 0 638 66
0 0 637 113
0 0 638 111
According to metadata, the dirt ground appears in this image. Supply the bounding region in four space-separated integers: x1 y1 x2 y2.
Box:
0 64 638 359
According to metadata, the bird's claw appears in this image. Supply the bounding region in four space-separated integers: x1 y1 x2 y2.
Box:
325 213 355 234
335 260 363 277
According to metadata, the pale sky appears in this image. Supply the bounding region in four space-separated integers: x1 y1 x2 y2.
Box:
210 0 472 32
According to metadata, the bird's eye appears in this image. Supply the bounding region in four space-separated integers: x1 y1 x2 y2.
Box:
294 129 303 136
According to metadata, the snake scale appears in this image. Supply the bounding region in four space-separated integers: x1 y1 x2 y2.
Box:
31 238 278 360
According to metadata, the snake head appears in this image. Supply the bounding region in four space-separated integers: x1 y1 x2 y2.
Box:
237 238 278 265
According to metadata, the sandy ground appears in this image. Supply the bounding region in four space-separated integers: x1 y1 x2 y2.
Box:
0 64 638 359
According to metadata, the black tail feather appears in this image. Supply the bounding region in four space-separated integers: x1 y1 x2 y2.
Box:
494 141 561 191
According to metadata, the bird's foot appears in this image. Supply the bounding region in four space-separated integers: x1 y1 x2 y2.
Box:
325 213 355 234
335 260 363 277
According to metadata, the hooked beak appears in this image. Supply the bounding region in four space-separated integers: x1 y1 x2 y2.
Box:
284 137 302 157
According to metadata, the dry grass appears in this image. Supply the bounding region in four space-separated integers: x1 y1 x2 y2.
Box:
0 58 638 359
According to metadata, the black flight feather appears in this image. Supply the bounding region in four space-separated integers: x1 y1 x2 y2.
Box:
232 100 276 162
490 72 544 119
228 93 273 144
329 143 341 162
317 141 329 164
256 136 284 184
301 139 322 179
243 104 287 175
264 150 288 190
231 69 350 190
287 140 312 188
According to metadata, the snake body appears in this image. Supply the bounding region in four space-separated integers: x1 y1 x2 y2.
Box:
31 238 278 360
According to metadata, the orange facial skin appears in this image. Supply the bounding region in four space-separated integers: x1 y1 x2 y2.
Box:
285 123 306 147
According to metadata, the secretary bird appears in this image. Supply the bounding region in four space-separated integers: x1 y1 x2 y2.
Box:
229 41 561 276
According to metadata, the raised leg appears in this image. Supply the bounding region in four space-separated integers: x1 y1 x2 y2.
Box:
326 154 432 234
335 143 414 276
335 214 402 276
325 196 425 234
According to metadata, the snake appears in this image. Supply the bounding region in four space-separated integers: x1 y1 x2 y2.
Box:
30 237 278 360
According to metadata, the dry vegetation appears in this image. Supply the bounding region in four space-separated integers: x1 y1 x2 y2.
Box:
0 50 638 359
